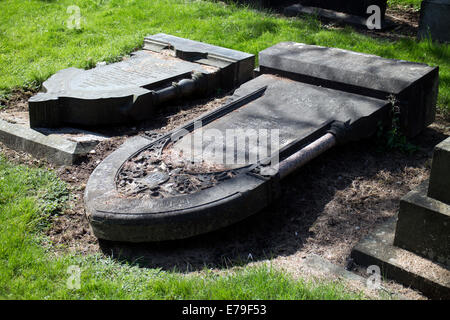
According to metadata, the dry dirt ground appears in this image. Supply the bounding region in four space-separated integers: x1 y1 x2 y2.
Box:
268 1 422 41
1 6 448 299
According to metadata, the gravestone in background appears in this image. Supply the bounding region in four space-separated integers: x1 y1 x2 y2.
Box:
28 34 255 128
295 0 387 18
418 0 450 43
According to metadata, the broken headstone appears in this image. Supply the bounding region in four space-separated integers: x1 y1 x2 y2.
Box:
28 33 255 128
294 0 387 18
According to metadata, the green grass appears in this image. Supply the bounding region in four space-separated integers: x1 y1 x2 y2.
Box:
0 156 364 299
0 0 448 115
388 0 422 9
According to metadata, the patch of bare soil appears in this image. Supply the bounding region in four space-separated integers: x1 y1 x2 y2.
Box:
0 89 34 111
364 5 420 41
317 5 421 41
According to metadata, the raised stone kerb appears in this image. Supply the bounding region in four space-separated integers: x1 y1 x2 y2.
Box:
352 217 450 299
144 33 255 86
0 119 97 165
284 4 394 29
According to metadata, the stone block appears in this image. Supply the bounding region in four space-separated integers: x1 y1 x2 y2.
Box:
294 0 387 18
0 119 100 165
284 4 394 29
259 42 439 137
418 0 450 43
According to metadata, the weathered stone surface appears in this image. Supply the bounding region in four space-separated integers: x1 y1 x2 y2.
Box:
428 137 450 204
174 74 390 168
394 181 450 266
28 34 254 128
259 42 439 137
418 0 450 43
85 74 390 242
144 33 255 86
0 119 99 165
352 217 450 300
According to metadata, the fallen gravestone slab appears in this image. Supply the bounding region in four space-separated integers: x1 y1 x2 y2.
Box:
85 41 438 242
85 74 391 242
259 42 439 137
28 34 254 128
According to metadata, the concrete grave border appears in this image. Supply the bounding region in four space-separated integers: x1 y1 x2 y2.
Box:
0 119 101 165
